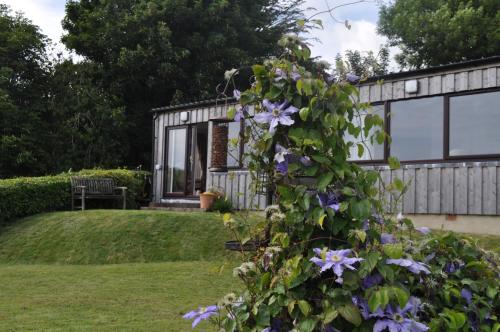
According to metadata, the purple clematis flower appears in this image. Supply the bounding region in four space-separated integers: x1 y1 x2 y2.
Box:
310 248 363 284
182 305 218 328
254 99 298 133
275 67 301 82
461 288 472 305
444 260 464 274
346 73 360 83
353 296 429 332
274 144 292 175
381 233 396 244
362 273 383 289
386 258 431 275
415 227 431 235
317 191 340 212
299 155 313 167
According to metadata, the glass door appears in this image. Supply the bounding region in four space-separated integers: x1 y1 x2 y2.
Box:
165 127 188 195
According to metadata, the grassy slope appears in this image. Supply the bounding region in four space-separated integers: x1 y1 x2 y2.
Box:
0 262 241 331
0 210 237 264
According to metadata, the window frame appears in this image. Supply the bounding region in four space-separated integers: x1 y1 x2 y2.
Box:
354 86 500 165
222 118 246 170
444 88 500 161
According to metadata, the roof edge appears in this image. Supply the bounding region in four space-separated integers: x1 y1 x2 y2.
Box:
151 97 236 114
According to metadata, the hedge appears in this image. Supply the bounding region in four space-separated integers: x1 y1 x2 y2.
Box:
0 169 150 224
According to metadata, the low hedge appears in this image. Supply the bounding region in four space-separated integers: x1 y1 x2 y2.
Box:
0 169 150 224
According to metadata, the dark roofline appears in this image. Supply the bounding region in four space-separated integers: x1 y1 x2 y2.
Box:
151 97 236 114
363 55 500 84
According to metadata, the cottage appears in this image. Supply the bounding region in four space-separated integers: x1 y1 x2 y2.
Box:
151 56 500 234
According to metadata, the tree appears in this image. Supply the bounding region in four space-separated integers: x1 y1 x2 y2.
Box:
378 0 500 69
335 47 390 79
62 0 304 168
0 5 52 177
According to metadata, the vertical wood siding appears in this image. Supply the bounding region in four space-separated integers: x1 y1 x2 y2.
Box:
367 162 500 216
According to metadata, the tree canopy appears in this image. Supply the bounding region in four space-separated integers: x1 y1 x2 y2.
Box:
62 0 304 167
378 0 500 69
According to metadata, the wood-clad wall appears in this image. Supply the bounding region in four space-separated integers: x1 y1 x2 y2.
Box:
153 61 500 214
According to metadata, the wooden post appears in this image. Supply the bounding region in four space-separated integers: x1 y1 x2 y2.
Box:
122 188 127 210
81 187 86 211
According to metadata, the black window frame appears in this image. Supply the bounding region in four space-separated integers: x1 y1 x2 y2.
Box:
354 86 500 165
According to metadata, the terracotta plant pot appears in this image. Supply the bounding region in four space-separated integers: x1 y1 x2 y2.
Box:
200 192 217 209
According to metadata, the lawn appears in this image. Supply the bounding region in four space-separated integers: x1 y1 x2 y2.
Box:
0 262 240 331
0 209 497 331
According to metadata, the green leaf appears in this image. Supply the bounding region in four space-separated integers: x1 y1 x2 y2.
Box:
338 304 362 327
323 308 338 324
391 286 410 309
255 304 270 327
440 309 466 329
383 244 403 259
227 106 236 120
317 172 334 191
311 154 330 163
357 143 364 158
349 199 371 220
298 319 317 332
368 287 390 312
298 300 311 316
317 213 327 229
288 300 296 315
299 107 310 121
388 156 400 170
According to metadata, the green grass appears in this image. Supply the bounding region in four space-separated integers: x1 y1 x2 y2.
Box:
0 210 237 264
0 261 241 331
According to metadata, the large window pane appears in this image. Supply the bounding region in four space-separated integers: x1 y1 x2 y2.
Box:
449 91 500 156
345 105 385 161
166 128 187 193
227 121 242 167
390 97 443 161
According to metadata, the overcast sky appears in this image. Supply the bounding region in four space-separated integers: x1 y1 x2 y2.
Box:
1 0 393 65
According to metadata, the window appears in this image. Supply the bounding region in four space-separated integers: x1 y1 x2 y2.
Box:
390 97 443 161
345 104 385 161
227 121 243 167
449 91 500 157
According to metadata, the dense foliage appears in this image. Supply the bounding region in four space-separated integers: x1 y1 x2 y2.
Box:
378 0 500 69
0 169 149 224
183 27 500 331
62 0 304 167
334 48 390 79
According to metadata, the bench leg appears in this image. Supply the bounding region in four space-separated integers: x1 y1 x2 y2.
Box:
71 193 74 211
82 189 86 211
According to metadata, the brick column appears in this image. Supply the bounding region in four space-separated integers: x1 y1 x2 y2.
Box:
210 122 228 171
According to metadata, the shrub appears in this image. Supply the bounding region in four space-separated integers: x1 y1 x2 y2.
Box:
0 169 149 224
209 196 233 213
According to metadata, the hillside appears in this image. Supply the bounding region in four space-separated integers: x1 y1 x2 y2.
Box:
0 210 236 264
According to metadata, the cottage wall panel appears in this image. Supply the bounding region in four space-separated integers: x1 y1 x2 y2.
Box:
441 167 454 214
380 169 392 211
483 68 497 88
359 85 370 103
468 167 482 215
428 168 441 214
469 70 483 90
403 168 416 214
454 167 468 215
393 81 405 99
454 72 468 91
443 74 455 93
415 168 428 213
382 82 393 100
393 169 404 212
369 84 381 102
482 166 497 215
429 76 442 95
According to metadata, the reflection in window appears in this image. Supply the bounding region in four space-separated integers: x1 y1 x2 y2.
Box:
345 105 385 161
227 121 242 167
449 91 500 156
166 128 187 193
390 97 443 161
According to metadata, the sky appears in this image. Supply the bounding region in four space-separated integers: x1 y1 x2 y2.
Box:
1 0 393 65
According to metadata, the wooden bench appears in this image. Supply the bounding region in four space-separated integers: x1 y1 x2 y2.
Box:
70 177 127 211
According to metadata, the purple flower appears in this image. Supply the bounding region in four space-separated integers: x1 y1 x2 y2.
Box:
233 89 241 100
381 233 396 244
415 227 431 235
346 73 360 83
232 90 249 121
362 273 383 289
386 258 431 275
299 155 313 167
326 74 336 84
362 219 370 231
444 261 463 274
353 296 429 332
317 192 340 212
461 288 472 305
274 144 291 175
182 305 218 328
310 248 363 284
424 252 436 263
254 99 298 133
274 67 301 82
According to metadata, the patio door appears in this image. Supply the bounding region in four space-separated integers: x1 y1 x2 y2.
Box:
164 124 208 197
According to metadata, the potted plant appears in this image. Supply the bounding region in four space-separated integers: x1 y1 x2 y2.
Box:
199 187 223 209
